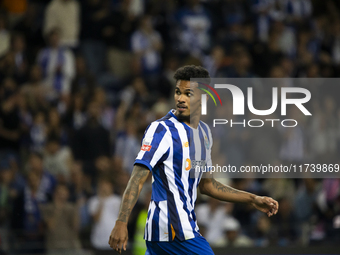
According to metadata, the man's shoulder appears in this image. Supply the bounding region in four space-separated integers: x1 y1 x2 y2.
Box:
144 121 171 141
199 120 209 129
147 112 173 129
199 120 212 133
147 120 167 130
155 111 173 124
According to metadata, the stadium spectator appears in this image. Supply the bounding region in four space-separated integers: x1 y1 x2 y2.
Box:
106 1 136 79
0 13 10 58
43 135 73 183
174 0 211 56
5 33 29 84
29 111 47 153
71 55 96 97
217 45 254 78
270 21 296 57
0 79 21 154
46 108 68 144
94 156 112 178
251 0 277 43
119 77 153 110
202 45 229 78
157 56 180 100
20 65 51 112
80 0 110 77
88 179 121 253
126 0 145 18
282 0 313 24
131 15 163 86
196 197 234 246
92 87 115 131
252 214 276 247
26 152 56 198
272 197 299 246
6 153 25 196
44 0 80 49
68 161 93 204
40 184 81 255
316 179 340 242
64 92 87 131
11 171 47 254
37 28 75 100
72 101 110 179
13 2 44 61
295 179 321 224
222 217 253 247
114 119 140 175
68 162 93 231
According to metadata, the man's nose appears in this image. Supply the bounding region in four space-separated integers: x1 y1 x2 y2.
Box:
177 94 185 102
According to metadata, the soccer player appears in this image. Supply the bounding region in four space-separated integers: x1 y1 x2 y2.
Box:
109 65 279 254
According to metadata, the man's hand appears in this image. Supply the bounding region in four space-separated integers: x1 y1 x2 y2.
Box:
251 196 279 217
107 164 149 253
199 177 279 218
109 221 128 254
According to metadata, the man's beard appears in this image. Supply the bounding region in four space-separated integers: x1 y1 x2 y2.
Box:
176 112 190 123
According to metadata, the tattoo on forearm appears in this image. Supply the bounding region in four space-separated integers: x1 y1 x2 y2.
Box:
211 179 239 194
117 165 149 223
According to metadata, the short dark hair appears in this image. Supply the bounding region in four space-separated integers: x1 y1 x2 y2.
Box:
173 65 210 83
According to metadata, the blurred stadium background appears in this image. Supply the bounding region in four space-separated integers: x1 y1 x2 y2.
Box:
0 0 340 254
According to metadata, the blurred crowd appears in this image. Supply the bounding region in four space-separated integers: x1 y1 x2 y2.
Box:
0 0 340 254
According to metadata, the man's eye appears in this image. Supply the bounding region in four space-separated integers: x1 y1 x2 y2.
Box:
187 93 192 97
176 91 181 95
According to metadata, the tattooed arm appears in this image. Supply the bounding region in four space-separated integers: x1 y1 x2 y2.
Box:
199 174 279 217
109 164 150 254
199 176 253 203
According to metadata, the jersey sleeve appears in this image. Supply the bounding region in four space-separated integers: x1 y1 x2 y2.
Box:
134 122 169 171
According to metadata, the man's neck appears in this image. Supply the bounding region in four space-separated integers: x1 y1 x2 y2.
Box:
188 114 200 129
174 110 200 128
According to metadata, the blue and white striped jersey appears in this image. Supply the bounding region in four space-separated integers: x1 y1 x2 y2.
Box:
134 110 213 242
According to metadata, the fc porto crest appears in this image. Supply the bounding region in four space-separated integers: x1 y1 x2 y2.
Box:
204 135 209 150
